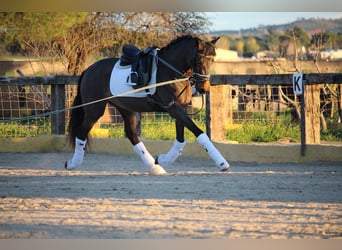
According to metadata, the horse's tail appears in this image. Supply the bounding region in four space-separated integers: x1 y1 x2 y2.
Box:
67 71 86 149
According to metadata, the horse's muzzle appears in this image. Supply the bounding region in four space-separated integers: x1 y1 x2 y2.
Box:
191 73 211 94
196 80 211 94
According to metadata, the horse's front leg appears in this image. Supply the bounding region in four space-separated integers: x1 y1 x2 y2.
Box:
167 104 230 171
196 133 230 171
155 119 186 166
119 109 167 175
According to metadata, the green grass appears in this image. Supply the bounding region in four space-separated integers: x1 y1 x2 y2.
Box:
226 120 301 143
107 115 205 142
0 119 50 138
1 113 341 143
226 112 300 143
321 127 342 142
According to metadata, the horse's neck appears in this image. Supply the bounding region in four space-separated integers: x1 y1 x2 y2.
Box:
159 46 193 74
174 80 193 105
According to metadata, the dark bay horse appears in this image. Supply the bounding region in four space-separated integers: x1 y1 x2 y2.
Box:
65 35 230 174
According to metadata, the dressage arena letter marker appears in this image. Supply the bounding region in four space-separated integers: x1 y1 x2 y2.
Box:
293 73 303 95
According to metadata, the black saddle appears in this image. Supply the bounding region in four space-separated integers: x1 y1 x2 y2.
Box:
120 44 157 89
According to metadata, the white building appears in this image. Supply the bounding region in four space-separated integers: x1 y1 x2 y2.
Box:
320 49 342 60
214 48 240 62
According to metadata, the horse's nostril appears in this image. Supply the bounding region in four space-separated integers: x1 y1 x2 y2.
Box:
196 81 210 94
203 80 211 92
198 88 205 94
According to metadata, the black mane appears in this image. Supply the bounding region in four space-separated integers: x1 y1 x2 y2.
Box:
160 35 199 52
160 35 216 58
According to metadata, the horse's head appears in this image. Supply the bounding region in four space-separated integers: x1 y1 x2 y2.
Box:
191 37 220 94
158 35 219 95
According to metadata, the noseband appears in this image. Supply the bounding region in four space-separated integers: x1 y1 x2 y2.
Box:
189 73 210 86
191 53 214 80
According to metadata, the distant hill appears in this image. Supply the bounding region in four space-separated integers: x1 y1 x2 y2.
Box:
211 17 342 37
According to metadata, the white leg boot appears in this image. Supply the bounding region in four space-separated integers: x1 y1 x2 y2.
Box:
65 137 87 170
197 133 230 171
156 139 186 166
133 142 167 175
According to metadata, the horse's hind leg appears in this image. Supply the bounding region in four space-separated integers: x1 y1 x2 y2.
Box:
66 103 106 170
65 136 87 170
118 108 167 175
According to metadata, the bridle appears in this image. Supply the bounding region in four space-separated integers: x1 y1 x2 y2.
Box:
147 41 215 112
190 52 215 85
155 48 214 89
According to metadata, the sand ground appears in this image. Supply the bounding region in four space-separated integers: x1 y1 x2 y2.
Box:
0 152 341 238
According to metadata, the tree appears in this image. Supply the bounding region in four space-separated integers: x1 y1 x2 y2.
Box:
1 12 211 75
58 12 125 74
288 26 310 59
0 12 87 55
326 32 338 49
235 40 244 56
265 26 281 53
244 37 260 54
214 35 230 50
170 12 211 34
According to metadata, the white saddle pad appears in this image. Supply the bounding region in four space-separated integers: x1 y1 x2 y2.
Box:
109 50 157 98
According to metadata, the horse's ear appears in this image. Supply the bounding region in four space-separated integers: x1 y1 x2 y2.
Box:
211 37 220 44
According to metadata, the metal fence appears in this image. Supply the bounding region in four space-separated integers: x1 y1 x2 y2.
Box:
0 75 207 140
0 74 341 151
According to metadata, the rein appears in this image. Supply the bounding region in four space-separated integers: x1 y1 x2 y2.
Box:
153 51 211 83
187 94 205 116
154 55 184 78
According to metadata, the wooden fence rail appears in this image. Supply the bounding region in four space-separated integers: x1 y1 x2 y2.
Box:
210 73 342 86
1 73 341 156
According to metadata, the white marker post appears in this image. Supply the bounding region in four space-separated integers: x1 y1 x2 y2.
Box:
293 73 303 95
293 73 306 156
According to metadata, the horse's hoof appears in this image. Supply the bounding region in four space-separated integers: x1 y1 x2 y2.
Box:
154 154 172 167
149 164 167 175
220 165 230 172
65 160 80 170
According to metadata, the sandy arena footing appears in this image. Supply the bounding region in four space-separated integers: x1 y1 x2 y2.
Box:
0 152 341 238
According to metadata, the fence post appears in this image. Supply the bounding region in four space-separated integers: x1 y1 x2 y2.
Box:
51 76 66 135
208 85 232 141
304 83 321 144
339 84 342 122
205 92 211 139
300 86 306 156
300 79 321 156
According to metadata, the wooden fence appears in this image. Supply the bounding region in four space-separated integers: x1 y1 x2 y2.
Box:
0 75 79 135
208 73 342 155
1 73 342 156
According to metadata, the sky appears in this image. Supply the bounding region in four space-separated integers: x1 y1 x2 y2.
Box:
205 12 342 31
